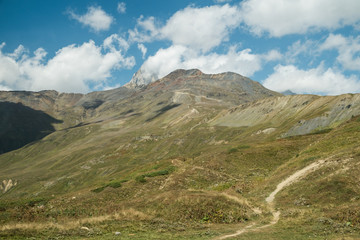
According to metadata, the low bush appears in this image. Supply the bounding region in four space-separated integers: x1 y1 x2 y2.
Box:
228 148 238 154
135 167 175 183
144 170 170 177
91 186 106 193
107 181 122 188
91 179 126 192
135 175 146 183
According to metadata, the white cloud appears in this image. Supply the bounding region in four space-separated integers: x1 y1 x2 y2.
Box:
263 49 282 62
137 43 147 59
284 39 320 64
117 2 126 14
0 85 11 91
214 0 232 3
128 16 160 42
140 45 187 79
141 45 265 80
263 64 360 95
240 0 360 37
161 4 241 52
102 83 121 91
69 6 113 32
8 45 28 59
320 34 360 71
320 34 348 49
103 34 130 51
0 38 135 93
129 4 241 52
0 44 21 88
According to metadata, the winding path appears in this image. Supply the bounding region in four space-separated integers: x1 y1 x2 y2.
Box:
215 159 327 239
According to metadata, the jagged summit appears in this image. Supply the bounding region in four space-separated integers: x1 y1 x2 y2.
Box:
125 68 159 89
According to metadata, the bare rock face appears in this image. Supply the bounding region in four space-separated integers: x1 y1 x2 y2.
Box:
125 68 159 89
0 179 17 193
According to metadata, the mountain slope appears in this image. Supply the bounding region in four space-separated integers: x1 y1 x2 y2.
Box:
0 69 360 239
0 102 62 154
212 94 360 137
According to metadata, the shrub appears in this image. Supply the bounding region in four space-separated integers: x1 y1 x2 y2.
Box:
228 145 250 154
212 182 233 191
135 175 146 183
135 167 175 183
310 128 332 135
91 186 106 193
228 148 238 154
144 170 169 177
27 197 49 207
107 181 122 188
91 179 126 193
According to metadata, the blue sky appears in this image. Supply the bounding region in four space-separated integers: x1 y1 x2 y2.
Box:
0 0 360 95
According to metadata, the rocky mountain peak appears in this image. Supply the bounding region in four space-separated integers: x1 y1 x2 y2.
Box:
143 69 281 106
125 68 159 89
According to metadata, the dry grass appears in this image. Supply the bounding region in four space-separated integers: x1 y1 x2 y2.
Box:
0 208 150 231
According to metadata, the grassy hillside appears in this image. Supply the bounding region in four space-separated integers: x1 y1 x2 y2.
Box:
1 72 360 239
1 112 359 239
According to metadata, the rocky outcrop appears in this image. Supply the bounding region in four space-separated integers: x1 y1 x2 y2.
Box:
125 68 159 89
0 179 17 193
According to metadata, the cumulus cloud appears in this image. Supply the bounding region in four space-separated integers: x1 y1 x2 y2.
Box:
129 4 241 52
137 43 147 59
320 34 360 71
140 45 274 80
0 37 135 93
263 64 360 95
240 0 360 37
103 33 130 51
117 2 126 14
161 4 241 52
263 49 282 62
69 6 113 32
128 16 160 43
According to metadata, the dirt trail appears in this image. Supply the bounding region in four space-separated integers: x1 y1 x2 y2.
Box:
215 159 327 240
265 159 326 203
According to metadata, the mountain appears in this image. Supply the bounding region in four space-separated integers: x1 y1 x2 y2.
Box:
0 69 360 239
281 89 297 95
125 67 159 88
144 69 281 105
